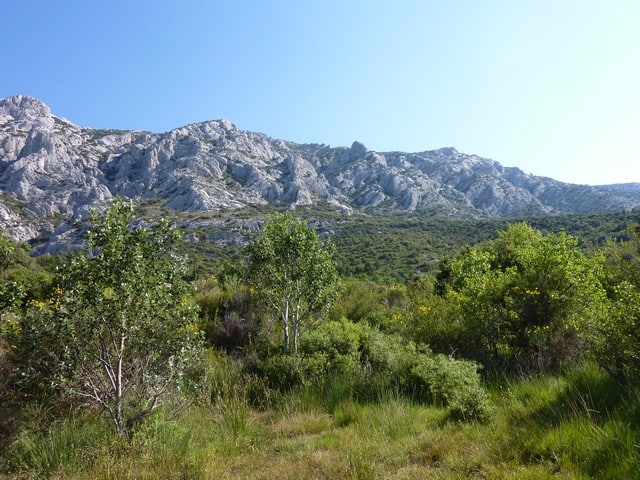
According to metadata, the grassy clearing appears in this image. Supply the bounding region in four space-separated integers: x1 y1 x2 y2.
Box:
3 362 638 479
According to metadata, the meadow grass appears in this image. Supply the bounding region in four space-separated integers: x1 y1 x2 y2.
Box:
3 362 639 479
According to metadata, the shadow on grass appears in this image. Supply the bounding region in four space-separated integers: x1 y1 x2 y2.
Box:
498 362 640 478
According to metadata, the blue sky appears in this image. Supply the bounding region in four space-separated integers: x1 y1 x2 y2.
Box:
2 1 639 185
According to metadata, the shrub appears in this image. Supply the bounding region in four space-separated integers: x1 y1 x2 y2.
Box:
405 353 491 421
196 278 253 353
435 224 607 373
250 318 491 420
358 326 412 378
252 353 307 392
591 282 640 387
405 288 465 356
252 320 363 392
328 279 387 323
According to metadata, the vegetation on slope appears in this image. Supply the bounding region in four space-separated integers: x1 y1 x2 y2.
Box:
173 203 640 281
2 201 640 478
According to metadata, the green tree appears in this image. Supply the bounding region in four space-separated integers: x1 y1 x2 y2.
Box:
437 223 606 372
602 225 640 292
245 212 338 354
0 231 16 272
21 198 203 436
592 282 640 386
0 230 54 306
0 232 30 318
594 225 640 385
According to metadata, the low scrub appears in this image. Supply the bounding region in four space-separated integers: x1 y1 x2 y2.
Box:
250 318 491 421
3 360 639 479
405 353 491 421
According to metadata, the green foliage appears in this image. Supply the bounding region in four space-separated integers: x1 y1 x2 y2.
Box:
0 231 53 315
251 318 491 420
0 281 26 318
406 353 491 421
330 213 501 281
132 201 640 281
255 354 311 392
404 278 466 355
591 282 640 386
328 279 410 335
14 198 204 436
328 208 640 281
435 223 607 372
195 275 254 353
250 320 363 393
245 212 338 353
0 231 16 271
602 224 640 291
301 318 363 378
590 225 640 386
1 233 55 439
328 278 388 323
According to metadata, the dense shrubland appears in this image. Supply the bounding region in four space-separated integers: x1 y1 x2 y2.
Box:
1 202 640 478
179 204 640 281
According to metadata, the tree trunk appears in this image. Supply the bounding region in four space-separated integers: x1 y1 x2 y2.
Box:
114 399 126 436
293 309 300 354
283 298 290 354
293 322 300 354
114 332 127 436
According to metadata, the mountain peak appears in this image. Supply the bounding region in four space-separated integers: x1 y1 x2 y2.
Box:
1 95 640 252
434 147 459 155
349 141 368 157
0 95 52 120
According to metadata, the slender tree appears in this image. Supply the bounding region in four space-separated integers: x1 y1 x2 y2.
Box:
246 212 338 353
24 198 202 436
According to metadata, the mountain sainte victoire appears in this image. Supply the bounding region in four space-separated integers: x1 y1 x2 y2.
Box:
1 95 639 253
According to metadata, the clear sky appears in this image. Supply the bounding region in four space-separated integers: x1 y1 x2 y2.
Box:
2 1 639 185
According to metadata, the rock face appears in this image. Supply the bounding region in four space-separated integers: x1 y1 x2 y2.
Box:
2 95 640 251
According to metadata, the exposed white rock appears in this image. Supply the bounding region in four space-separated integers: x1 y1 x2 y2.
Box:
1 95 640 251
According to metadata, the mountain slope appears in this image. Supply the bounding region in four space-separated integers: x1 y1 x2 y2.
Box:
1 95 639 251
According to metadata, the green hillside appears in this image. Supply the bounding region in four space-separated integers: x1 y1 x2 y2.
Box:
2 205 640 478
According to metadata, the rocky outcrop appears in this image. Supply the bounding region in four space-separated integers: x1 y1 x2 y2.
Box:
1 95 640 252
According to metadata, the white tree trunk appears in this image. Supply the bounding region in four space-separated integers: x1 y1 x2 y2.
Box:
282 297 291 354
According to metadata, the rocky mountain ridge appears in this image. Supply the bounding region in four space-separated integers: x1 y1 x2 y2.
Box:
1 95 640 253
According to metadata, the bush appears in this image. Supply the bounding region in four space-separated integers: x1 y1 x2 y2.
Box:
358 326 413 382
254 320 364 392
405 289 465 356
329 280 409 333
404 353 491 421
253 353 309 392
196 277 253 353
250 318 491 420
591 282 640 387
328 279 387 323
435 224 607 373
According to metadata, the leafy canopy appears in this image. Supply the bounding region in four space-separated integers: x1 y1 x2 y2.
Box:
245 212 338 353
436 223 606 372
21 198 203 435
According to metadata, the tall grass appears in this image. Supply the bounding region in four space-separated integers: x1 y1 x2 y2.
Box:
3 361 639 479
493 362 640 479
10 412 116 477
